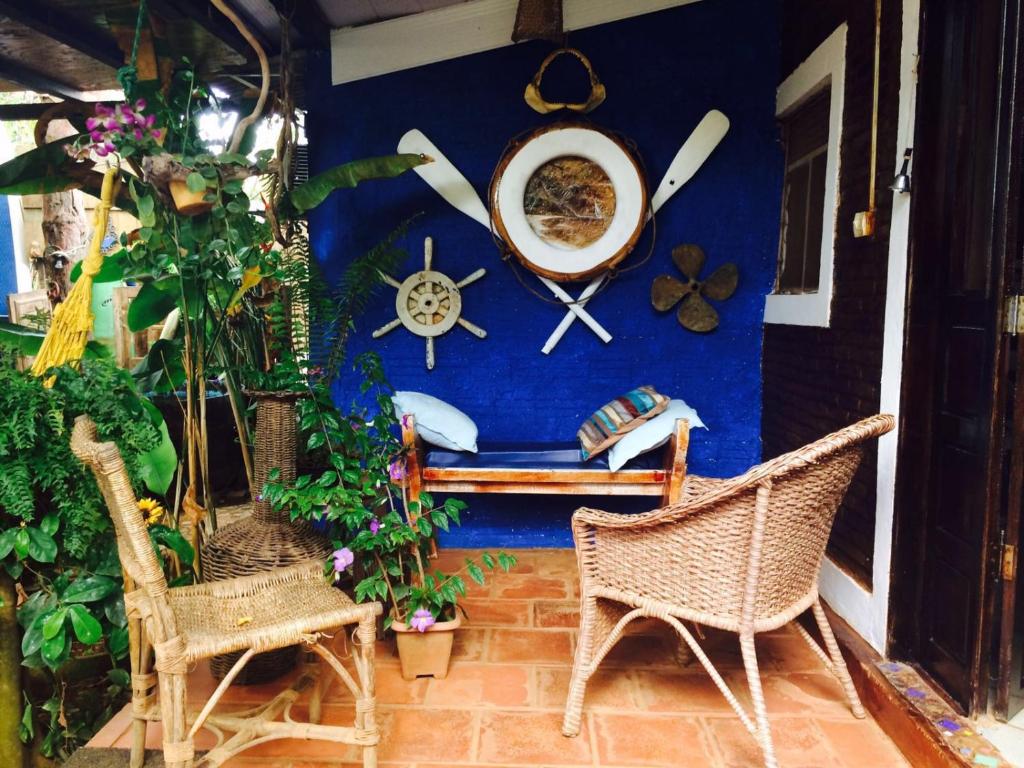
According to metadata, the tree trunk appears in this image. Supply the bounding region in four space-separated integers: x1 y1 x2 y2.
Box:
38 120 87 306
0 574 26 768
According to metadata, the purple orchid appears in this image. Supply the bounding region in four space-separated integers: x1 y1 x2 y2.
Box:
85 99 161 156
409 608 436 633
369 518 381 534
388 458 406 482
332 547 355 572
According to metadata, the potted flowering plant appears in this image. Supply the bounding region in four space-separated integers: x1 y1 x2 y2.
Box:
262 354 515 680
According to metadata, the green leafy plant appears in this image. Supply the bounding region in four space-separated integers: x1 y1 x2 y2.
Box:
0 346 188 759
262 353 516 629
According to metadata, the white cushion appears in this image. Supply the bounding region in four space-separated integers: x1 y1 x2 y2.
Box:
607 399 706 472
392 391 478 453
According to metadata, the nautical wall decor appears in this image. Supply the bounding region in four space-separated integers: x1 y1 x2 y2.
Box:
373 236 487 370
651 244 738 333
397 112 729 354
490 123 647 282
523 48 606 115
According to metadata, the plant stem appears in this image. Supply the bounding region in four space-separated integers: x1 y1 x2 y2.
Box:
372 553 402 622
0 575 26 768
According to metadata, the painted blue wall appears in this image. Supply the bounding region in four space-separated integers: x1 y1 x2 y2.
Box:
306 0 782 546
0 197 17 315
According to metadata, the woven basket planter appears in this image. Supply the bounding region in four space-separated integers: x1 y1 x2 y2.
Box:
201 391 331 683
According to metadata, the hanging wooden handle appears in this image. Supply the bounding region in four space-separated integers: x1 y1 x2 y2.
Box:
524 48 606 114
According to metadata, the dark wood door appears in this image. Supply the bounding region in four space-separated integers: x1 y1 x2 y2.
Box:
892 0 1009 712
994 0 1024 720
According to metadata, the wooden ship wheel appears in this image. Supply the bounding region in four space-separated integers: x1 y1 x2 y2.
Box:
373 237 487 369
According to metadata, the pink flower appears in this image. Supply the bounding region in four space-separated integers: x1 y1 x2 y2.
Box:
89 130 103 142
369 519 380 534
85 117 99 131
401 414 411 429
134 128 144 140
388 459 406 483
409 609 435 633
135 98 146 110
152 129 162 139
95 145 109 157
332 547 354 572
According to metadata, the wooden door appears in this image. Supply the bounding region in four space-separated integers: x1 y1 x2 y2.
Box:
994 0 1024 721
890 0 1010 713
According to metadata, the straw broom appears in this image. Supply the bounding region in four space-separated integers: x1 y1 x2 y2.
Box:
31 166 119 381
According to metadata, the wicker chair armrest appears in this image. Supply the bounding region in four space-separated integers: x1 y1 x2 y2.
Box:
171 560 327 599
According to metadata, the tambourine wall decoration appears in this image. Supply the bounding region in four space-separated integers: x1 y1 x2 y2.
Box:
490 123 648 282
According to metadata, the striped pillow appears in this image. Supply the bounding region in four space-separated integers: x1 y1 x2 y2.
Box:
578 386 670 460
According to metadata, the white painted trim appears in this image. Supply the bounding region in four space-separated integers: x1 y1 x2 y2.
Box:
331 0 703 85
764 24 847 328
819 0 920 654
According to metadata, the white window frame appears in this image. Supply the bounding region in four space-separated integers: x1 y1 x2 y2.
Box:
764 24 847 327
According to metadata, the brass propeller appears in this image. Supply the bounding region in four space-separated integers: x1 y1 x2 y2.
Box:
650 244 738 332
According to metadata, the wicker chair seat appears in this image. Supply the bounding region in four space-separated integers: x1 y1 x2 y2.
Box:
167 561 368 662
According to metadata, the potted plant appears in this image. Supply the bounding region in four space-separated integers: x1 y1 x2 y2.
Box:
262 354 516 680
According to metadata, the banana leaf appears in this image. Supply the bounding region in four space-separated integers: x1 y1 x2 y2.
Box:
138 400 177 495
0 322 110 360
127 279 179 332
285 153 428 214
0 138 83 196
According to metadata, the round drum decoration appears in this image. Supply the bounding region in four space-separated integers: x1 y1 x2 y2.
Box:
489 123 649 282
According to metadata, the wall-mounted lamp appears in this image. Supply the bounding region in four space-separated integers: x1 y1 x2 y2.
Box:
890 148 913 194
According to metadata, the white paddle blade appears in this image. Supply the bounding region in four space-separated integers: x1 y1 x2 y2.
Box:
398 129 491 229
650 109 730 215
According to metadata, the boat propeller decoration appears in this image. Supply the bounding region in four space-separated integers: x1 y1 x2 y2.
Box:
651 244 738 333
373 236 487 370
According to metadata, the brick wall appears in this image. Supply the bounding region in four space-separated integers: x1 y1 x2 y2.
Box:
762 0 903 585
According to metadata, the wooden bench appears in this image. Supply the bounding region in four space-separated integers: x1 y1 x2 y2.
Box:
400 415 690 506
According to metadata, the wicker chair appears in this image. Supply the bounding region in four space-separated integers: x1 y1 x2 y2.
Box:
71 416 383 768
562 414 895 768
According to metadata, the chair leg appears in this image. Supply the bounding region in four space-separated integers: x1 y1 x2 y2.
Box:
812 599 865 718
158 671 193 768
562 597 597 737
128 617 149 768
355 616 379 768
740 633 777 768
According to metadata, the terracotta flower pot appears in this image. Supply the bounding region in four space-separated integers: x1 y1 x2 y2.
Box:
391 612 461 680
169 179 213 216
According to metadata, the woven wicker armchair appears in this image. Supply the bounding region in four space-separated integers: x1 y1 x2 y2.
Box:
562 414 895 768
71 416 383 768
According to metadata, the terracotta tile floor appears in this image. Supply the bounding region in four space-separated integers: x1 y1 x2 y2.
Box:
88 549 909 767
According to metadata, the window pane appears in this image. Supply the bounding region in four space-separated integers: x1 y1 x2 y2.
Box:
803 152 828 291
778 163 809 293
777 86 831 295
786 89 831 162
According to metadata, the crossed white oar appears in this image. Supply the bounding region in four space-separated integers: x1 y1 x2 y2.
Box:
397 110 729 353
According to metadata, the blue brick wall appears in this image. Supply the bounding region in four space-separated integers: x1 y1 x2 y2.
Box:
306 0 782 546
0 197 17 314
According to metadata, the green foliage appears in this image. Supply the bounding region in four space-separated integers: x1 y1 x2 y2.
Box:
0 348 189 759
262 353 516 627
284 153 429 214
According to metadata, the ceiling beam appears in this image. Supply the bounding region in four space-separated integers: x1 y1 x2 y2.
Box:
0 1 123 70
268 0 330 50
148 0 274 59
0 59 89 101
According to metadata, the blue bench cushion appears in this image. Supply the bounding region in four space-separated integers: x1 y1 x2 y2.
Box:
424 442 663 472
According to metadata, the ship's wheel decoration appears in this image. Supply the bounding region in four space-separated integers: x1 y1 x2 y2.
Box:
373 236 487 370
651 244 738 332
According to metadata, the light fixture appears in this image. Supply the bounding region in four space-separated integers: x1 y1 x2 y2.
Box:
891 148 913 194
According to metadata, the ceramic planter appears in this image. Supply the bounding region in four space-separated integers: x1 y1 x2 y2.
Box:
168 178 213 216
391 613 461 680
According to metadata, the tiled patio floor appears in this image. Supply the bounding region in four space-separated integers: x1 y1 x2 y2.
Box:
89 549 909 767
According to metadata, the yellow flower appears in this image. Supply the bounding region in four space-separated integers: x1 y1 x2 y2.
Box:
138 498 165 526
